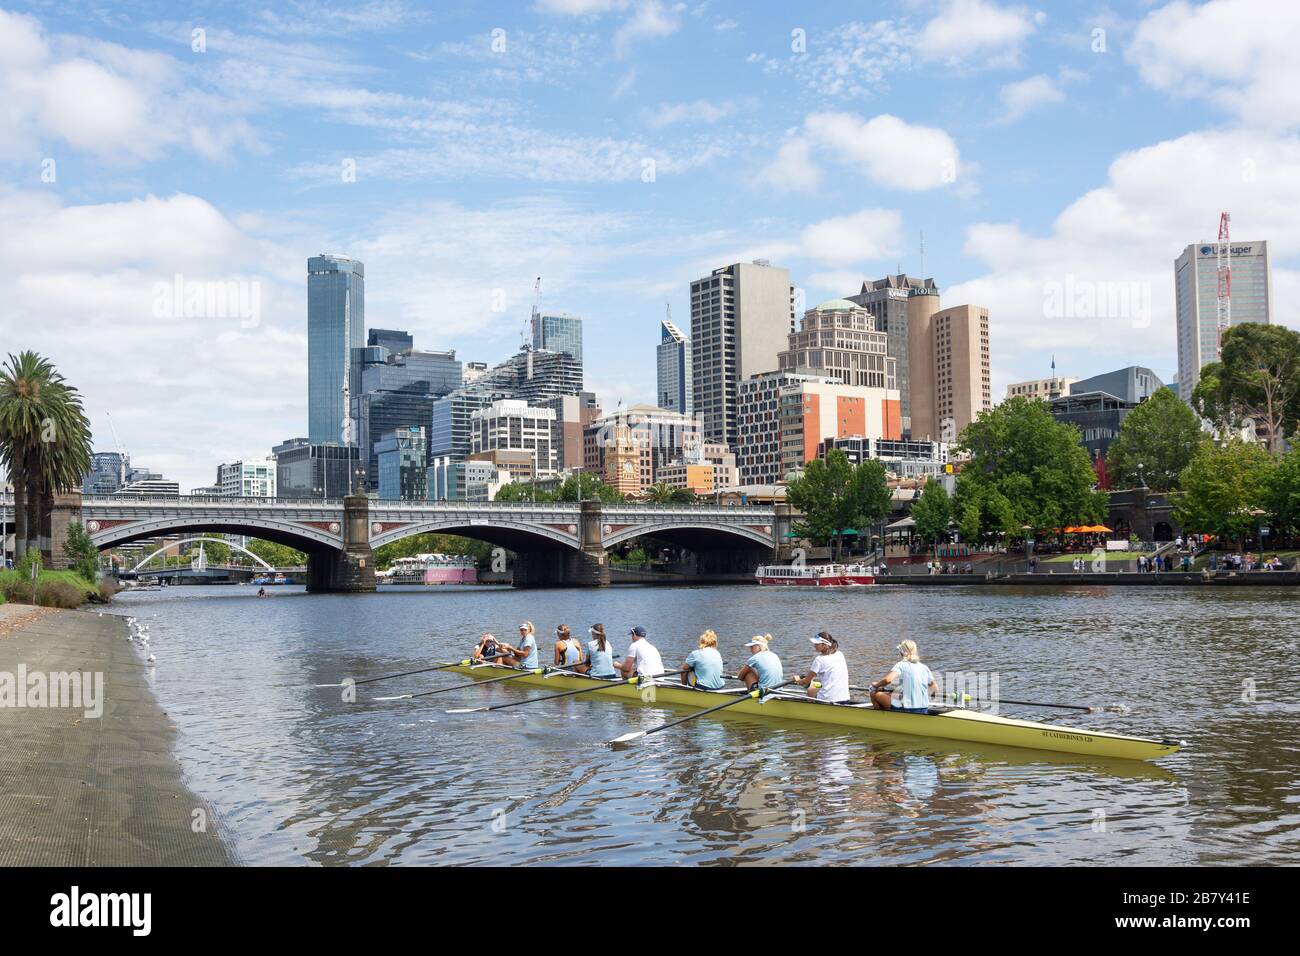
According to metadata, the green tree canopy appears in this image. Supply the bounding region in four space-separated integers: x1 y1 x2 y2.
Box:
1191 323 1300 453
786 450 891 557
1105 388 1205 491
1259 447 1300 537
1173 439 1272 548
246 539 308 568
373 532 493 570
953 396 1106 539
910 479 952 545
492 472 625 503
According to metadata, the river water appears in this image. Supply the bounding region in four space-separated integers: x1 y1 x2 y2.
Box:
107 583 1300 866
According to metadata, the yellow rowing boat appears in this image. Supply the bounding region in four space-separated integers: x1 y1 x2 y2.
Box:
442 662 1182 761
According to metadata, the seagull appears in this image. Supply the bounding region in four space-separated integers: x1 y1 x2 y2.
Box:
147 654 156 663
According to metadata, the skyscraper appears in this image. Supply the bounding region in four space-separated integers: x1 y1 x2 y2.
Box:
847 275 940 436
531 310 583 361
778 298 897 390
307 255 365 445
908 304 991 443
657 317 692 414
1175 240 1273 402
690 260 795 450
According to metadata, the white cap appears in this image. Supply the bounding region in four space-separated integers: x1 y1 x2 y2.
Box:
744 637 768 648
810 636 832 645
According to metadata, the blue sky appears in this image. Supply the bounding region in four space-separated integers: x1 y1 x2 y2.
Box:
2 0 1297 491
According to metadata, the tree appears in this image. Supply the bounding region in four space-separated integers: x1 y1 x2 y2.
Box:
373 532 492 570
1259 447 1300 538
1191 323 1300 453
492 481 554 502
1173 439 1272 550
786 450 891 558
1105 388 1205 491
954 396 1106 540
63 520 99 583
246 539 308 568
910 479 952 546
643 482 696 504
554 472 624 503
0 352 93 561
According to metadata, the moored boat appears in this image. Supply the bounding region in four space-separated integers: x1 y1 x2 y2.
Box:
755 563 876 586
387 553 478 585
440 661 1181 761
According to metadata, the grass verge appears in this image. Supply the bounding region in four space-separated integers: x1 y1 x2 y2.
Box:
0 569 105 608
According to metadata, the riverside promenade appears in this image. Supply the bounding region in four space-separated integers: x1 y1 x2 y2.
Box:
0 604 231 865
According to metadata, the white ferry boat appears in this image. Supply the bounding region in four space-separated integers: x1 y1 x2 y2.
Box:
754 564 876 587
387 553 478 585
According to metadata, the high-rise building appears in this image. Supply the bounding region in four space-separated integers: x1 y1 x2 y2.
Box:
583 404 701 495
736 371 840 485
115 466 180 498
531 310 583 361
368 328 413 354
909 305 991 443
272 439 361 499
471 400 557 477
779 298 897 390
83 452 129 496
307 255 365 445
474 348 583 401
690 260 795 450
216 459 277 498
821 437 951 480
657 318 692 414
1070 366 1164 406
376 426 428 500
537 392 601 472
1175 240 1273 401
847 275 940 435
775 377 903 481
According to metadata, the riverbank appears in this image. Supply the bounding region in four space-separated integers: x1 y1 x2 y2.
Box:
881 569 1300 586
0 604 232 865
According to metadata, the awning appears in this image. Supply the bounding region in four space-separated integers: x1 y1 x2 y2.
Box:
885 517 916 530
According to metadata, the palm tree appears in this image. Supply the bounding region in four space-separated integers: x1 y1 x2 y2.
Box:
644 482 677 503
0 352 93 562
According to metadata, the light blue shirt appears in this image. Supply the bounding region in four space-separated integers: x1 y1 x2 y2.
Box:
587 638 617 678
746 650 783 689
685 647 725 689
895 660 934 710
518 634 538 669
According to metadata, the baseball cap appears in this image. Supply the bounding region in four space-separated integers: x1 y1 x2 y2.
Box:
630 626 647 637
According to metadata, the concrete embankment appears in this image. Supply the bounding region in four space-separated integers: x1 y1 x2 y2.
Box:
0 604 232 866
882 570 1300 587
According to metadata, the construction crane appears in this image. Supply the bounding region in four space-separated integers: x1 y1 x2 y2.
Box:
1216 211 1232 358
522 276 541 351
103 410 128 487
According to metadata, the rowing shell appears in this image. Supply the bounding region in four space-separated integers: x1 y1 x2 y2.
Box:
441 662 1182 762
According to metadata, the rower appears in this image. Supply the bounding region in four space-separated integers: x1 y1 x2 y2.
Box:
682 630 725 690
617 625 665 678
586 624 618 678
493 621 538 668
738 635 783 690
472 632 502 662
554 624 584 671
791 632 850 703
869 639 937 713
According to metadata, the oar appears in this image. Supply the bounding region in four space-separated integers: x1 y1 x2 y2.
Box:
857 683 1119 714
609 678 807 745
446 669 690 714
314 659 473 688
374 666 546 701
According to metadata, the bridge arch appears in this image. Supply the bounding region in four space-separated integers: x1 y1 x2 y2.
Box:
602 520 773 551
371 518 580 553
129 537 275 573
91 517 342 553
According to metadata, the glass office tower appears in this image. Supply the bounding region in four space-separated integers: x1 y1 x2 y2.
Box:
307 255 365 444
530 310 583 361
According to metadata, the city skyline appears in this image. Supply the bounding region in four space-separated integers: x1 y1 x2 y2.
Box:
2 1 1298 492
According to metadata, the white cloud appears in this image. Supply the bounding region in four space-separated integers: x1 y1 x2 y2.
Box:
799 209 904 266
615 1 684 55
1127 0 1300 129
804 112 962 191
946 128 1300 390
754 138 822 193
995 73 1063 124
746 20 914 99
646 99 736 128
535 0 629 13
916 0 1039 69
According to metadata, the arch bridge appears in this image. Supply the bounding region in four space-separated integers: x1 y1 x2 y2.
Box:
4 493 788 592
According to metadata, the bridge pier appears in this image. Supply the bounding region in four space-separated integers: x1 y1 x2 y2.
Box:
306 495 376 593
47 491 84 570
513 499 610 588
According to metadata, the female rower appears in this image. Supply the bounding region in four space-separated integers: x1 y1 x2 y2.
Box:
791 632 850 703
472 632 502 662
586 624 618 679
682 630 726 690
738 635 783 690
869 639 937 713
495 621 539 668
554 624 584 670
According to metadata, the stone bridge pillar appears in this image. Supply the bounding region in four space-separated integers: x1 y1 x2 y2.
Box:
307 494 377 593
47 491 84 570
512 498 610 588
773 503 795 562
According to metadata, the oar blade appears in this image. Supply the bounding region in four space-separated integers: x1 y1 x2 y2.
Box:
313 683 344 688
609 730 647 745
445 707 486 714
372 694 413 701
